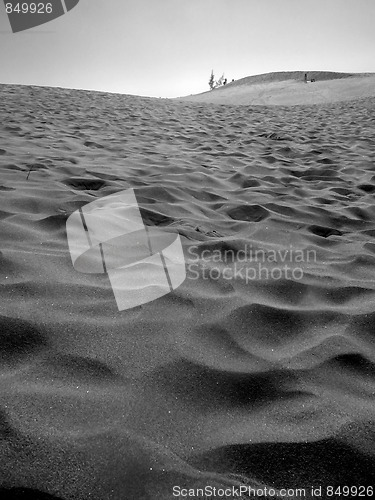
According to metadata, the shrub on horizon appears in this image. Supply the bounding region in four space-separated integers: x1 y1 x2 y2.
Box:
209 70 215 90
208 70 226 90
215 73 225 88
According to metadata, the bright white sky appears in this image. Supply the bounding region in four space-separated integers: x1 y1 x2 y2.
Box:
1 0 374 97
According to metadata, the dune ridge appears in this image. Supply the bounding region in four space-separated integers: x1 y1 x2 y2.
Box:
218 70 371 85
0 82 375 499
178 70 375 106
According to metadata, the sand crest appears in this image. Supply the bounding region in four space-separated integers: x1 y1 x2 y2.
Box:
178 71 375 106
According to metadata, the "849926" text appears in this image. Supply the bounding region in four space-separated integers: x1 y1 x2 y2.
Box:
5 3 53 14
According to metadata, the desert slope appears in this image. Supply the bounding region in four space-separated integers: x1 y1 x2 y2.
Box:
178 71 375 105
1 83 375 499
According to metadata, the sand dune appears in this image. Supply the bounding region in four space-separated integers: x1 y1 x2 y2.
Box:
1 82 375 499
178 71 375 106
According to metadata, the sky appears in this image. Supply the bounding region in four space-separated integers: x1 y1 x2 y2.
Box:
1 0 375 98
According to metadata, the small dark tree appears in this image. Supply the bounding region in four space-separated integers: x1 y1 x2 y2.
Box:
209 70 215 90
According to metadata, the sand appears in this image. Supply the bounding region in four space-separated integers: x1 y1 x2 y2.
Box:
0 79 375 499
178 71 375 106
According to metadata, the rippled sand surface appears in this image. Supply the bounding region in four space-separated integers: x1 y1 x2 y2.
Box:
1 84 375 499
